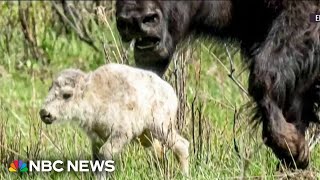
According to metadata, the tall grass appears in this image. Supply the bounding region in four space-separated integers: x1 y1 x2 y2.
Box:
0 1 319 179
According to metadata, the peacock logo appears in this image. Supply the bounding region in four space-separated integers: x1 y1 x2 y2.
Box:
9 160 28 173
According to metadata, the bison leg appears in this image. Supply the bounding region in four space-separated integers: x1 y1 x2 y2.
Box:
248 2 317 168
96 132 131 180
90 134 104 162
168 131 189 175
249 65 309 168
154 128 189 175
260 97 309 169
138 130 165 162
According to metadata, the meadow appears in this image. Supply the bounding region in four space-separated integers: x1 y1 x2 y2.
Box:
0 2 319 179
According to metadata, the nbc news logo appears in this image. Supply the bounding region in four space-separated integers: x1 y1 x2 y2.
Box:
310 13 320 22
8 159 115 173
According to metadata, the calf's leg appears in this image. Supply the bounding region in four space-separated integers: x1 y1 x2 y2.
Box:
96 132 131 180
154 128 189 175
139 130 165 160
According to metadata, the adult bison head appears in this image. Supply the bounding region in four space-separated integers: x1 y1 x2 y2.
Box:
116 0 195 75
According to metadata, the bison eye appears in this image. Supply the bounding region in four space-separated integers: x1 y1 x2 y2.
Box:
142 13 159 24
62 93 72 100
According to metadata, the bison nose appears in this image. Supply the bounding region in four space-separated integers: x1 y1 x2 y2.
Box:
117 14 140 42
117 14 133 29
39 109 54 124
141 12 159 26
117 12 159 41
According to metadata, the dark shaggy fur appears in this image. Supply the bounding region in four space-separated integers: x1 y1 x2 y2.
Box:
116 0 320 169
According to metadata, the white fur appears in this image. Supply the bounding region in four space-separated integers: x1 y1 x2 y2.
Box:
41 63 189 179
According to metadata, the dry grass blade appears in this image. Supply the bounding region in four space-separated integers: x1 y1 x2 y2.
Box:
51 1 100 52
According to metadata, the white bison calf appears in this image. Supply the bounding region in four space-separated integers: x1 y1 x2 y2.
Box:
39 63 189 178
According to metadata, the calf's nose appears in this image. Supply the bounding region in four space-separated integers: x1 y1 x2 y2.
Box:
39 109 53 124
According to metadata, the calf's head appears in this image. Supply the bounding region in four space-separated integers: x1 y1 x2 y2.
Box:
39 69 86 124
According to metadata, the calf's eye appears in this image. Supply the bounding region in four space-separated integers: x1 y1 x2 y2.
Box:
62 93 72 100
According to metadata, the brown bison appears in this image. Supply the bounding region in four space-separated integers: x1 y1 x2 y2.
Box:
115 0 320 169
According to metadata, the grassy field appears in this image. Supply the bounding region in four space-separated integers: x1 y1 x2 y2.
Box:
0 2 319 180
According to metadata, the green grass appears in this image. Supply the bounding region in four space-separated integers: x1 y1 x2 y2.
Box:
0 2 319 180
